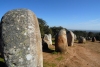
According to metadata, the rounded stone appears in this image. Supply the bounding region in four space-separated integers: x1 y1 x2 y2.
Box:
55 29 68 53
67 31 74 46
1 9 43 67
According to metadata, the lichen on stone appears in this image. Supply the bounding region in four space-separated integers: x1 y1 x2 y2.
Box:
26 54 32 60
1 8 43 67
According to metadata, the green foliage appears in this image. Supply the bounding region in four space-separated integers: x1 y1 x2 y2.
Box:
73 30 87 37
55 56 64 61
95 33 100 41
51 51 58 54
43 62 56 67
52 39 55 45
38 18 52 37
73 30 100 41
38 18 67 38
50 26 67 37
0 57 4 63
38 18 100 41
87 32 94 37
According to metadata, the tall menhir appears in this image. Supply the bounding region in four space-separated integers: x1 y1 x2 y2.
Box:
1 9 43 67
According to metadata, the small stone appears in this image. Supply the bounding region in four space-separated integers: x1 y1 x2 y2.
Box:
78 36 86 43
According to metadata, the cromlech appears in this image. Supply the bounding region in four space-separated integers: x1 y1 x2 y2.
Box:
0 9 43 67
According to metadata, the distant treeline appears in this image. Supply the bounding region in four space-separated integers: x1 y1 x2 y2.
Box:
73 30 100 40
38 18 67 38
38 18 100 40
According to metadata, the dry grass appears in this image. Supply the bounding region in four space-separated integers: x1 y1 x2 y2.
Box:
43 41 100 67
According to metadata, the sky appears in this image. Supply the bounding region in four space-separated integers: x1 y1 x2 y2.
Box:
0 0 100 31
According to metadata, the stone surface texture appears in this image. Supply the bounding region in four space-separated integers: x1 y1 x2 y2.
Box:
1 9 43 67
67 31 74 46
43 34 52 45
74 34 77 41
55 29 68 53
92 37 96 42
78 36 86 43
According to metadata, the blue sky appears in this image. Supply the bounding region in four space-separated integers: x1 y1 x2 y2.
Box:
0 0 100 30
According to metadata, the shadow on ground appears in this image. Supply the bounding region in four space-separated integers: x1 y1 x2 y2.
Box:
42 42 55 53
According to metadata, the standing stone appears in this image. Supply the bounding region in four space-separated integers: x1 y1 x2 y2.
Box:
86 37 92 40
1 9 43 67
78 36 86 43
67 31 74 46
42 34 52 51
88 37 92 40
43 34 52 45
55 29 68 53
48 34 52 45
92 37 96 42
74 34 77 41
42 38 49 51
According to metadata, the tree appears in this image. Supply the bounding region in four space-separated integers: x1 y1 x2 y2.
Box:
38 18 67 38
73 30 87 38
87 32 94 37
95 33 100 41
50 26 67 37
38 18 52 37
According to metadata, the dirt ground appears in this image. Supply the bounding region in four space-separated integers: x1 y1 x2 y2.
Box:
43 41 100 67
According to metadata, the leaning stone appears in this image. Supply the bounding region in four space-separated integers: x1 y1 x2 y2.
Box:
74 34 77 41
92 37 96 42
67 31 74 46
55 29 68 53
43 34 52 45
1 9 43 67
78 36 86 43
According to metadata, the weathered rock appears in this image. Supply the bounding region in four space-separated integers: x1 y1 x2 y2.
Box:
1 9 43 67
78 36 86 43
67 31 74 46
55 29 68 53
43 34 52 45
74 34 77 41
86 37 92 40
42 38 49 51
48 34 52 45
42 34 52 51
92 37 96 42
